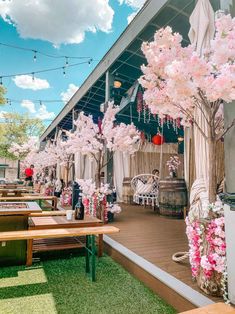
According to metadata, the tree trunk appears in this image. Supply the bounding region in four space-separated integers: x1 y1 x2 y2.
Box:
65 162 69 187
95 155 102 219
208 137 217 203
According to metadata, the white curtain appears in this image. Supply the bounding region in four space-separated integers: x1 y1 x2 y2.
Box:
113 151 130 202
184 127 191 189
74 152 96 181
193 109 209 189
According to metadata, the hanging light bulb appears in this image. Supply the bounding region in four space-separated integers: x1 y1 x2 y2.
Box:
32 72 35 81
113 80 122 88
0 77 2 85
33 50 37 62
65 57 69 67
88 58 92 66
39 100 42 106
62 67 66 76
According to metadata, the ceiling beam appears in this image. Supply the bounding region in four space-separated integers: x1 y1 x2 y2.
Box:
114 59 142 72
167 4 190 18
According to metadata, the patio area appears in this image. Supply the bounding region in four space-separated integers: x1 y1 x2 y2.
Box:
104 204 222 309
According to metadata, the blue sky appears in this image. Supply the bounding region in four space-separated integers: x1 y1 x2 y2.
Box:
0 0 145 125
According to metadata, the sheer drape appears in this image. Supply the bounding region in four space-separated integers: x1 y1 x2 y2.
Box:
113 151 130 202
74 152 96 181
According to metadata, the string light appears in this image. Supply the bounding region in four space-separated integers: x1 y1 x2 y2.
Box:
62 67 66 76
32 72 35 81
5 98 64 104
0 77 2 85
88 58 93 66
0 60 93 84
0 42 91 60
33 50 37 62
6 99 11 106
65 57 69 67
39 100 42 106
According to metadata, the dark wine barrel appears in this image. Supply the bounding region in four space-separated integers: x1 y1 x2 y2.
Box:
158 178 187 219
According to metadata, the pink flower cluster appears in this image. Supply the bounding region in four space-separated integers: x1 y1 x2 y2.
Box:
139 14 235 128
186 218 201 277
186 216 226 279
66 101 140 158
166 155 181 173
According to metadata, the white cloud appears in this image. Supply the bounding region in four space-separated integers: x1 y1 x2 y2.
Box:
0 0 114 45
127 11 137 24
13 75 50 91
21 100 36 113
119 0 145 23
36 104 55 120
61 83 79 103
20 100 55 120
118 0 145 10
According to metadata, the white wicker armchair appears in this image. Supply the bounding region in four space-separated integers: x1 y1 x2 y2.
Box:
131 174 159 207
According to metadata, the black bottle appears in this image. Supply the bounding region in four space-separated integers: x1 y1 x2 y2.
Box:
74 197 84 220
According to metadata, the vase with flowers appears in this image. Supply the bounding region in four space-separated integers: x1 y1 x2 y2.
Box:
76 179 121 222
166 155 181 178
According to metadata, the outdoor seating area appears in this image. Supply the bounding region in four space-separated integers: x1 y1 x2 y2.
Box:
0 0 235 313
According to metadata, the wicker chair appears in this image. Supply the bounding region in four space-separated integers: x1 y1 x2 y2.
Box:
131 174 159 207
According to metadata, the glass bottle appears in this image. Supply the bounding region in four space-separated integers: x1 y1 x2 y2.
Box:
74 197 84 220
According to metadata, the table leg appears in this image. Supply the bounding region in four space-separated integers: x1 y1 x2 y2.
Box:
53 197 57 211
98 234 103 257
91 235 96 282
85 235 90 273
38 199 42 208
26 239 33 266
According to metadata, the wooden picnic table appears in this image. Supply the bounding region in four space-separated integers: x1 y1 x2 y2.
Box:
0 201 42 216
28 215 104 265
0 195 57 210
0 188 34 197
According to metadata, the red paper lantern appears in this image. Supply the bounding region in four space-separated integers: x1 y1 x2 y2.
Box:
152 134 164 145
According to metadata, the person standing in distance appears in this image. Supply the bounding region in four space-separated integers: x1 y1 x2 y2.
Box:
25 164 34 185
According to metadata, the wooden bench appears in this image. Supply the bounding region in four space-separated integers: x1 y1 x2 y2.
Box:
0 195 57 210
0 226 119 281
0 188 35 197
29 210 66 217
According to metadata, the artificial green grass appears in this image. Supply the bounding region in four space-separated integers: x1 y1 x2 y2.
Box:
0 253 176 314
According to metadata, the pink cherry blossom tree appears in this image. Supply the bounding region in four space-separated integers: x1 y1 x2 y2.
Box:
9 137 73 184
66 101 140 188
139 14 235 203
9 137 38 160
49 139 74 186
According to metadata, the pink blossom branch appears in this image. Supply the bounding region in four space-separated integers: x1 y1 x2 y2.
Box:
216 118 235 141
101 151 113 169
197 89 211 111
192 118 208 140
194 98 210 125
175 103 208 139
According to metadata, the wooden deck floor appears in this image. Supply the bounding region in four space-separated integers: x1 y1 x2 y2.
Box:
108 204 221 303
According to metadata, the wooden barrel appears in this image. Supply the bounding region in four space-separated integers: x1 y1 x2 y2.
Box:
158 178 187 219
